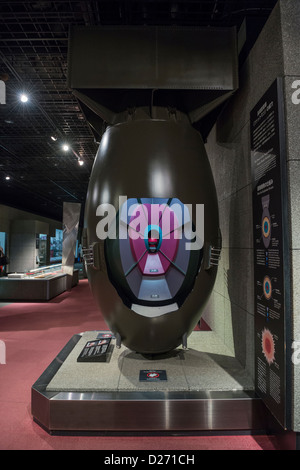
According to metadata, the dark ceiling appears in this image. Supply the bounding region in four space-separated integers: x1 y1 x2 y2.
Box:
0 0 278 223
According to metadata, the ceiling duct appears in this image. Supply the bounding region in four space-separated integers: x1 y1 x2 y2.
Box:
67 26 238 141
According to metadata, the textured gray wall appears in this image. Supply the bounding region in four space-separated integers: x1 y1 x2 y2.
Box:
202 0 284 379
0 204 62 272
10 219 49 272
202 0 300 431
280 0 300 433
285 76 300 431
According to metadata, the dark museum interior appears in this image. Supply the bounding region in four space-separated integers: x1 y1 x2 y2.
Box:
0 0 277 221
1 0 300 452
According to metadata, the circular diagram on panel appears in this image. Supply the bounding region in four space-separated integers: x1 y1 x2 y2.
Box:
261 195 271 249
263 275 272 300
262 216 271 239
261 328 275 365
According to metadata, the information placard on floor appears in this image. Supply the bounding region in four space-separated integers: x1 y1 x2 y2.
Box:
139 370 167 382
77 338 111 362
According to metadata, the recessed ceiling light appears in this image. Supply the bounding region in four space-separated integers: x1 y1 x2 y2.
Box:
5 176 10 180
78 159 84 166
62 144 69 151
51 135 57 141
20 93 29 103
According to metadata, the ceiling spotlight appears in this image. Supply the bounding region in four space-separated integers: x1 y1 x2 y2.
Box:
20 93 29 103
5 176 10 180
62 144 69 151
78 159 84 166
50 135 57 141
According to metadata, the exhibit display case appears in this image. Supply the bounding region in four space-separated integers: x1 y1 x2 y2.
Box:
0 264 79 301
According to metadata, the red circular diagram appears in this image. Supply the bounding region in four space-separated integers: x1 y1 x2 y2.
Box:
261 328 275 365
147 372 160 378
262 216 271 239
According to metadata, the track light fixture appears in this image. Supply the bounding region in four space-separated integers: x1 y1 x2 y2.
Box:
20 93 29 103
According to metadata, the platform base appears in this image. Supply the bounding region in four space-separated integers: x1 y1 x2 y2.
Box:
31 331 274 434
32 389 268 434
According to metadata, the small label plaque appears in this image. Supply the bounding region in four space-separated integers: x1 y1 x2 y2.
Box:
77 338 111 362
96 332 115 340
139 370 167 382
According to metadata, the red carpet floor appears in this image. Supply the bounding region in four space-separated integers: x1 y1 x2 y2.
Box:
0 279 279 450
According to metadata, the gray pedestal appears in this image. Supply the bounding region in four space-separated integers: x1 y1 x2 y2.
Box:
32 331 270 434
